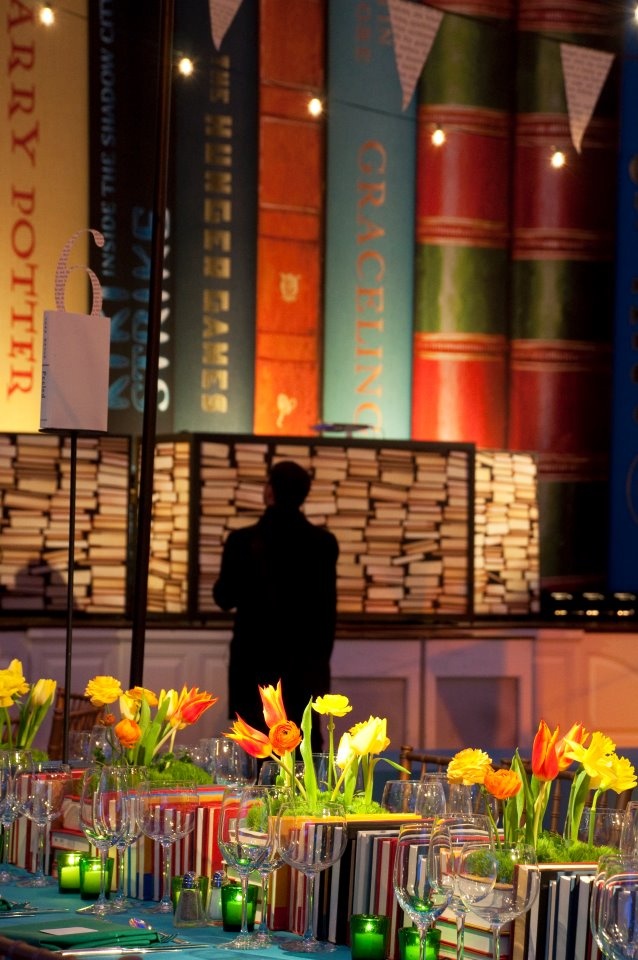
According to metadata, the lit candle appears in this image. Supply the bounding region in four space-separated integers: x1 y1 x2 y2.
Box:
221 883 257 932
57 852 82 893
398 927 440 960
79 856 114 900
350 915 389 960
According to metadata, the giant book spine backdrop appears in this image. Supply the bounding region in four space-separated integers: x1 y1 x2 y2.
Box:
172 0 258 434
322 0 416 440
411 0 513 449
252 0 326 436
88 0 175 436
508 0 618 589
609 19 638 593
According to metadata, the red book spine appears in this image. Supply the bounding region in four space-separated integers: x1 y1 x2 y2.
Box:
253 0 326 436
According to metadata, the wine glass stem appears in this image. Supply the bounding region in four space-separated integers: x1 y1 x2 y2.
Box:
456 914 465 960
257 872 270 935
97 847 109 905
34 821 45 879
302 871 316 942
240 873 250 935
116 843 126 900
418 924 431 960
493 925 501 960
161 842 173 907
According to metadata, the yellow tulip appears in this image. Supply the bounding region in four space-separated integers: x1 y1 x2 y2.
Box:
336 731 355 768
348 717 390 756
30 678 56 707
0 659 29 707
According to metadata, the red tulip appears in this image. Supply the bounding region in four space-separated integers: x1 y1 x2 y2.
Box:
259 680 287 729
531 719 560 781
226 716 273 759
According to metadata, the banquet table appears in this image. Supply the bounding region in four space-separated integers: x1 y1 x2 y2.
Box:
0 872 352 960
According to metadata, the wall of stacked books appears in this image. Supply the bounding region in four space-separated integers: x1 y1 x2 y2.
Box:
0 433 540 619
0 434 131 614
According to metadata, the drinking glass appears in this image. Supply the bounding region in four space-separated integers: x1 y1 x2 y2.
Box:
111 765 148 911
15 761 72 887
458 842 540 960
620 801 638 855
214 740 257 786
77 764 132 915
217 785 276 950
431 814 496 960
381 780 424 815
139 779 199 914
0 749 33 882
259 760 304 787
275 797 348 952
589 852 633 955
578 805 624 848
416 778 447 817
393 821 452 960
597 858 638 959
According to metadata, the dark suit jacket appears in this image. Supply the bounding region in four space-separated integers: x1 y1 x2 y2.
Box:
213 505 339 741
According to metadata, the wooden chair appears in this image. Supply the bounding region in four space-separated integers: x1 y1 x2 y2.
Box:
0 935 68 960
398 746 453 781
47 688 102 760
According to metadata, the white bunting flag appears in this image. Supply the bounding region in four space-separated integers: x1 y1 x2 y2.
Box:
560 42 614 153
388 0 444 111
208 0 244 50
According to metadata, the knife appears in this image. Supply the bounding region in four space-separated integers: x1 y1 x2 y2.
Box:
57 946 216 956
0 909 72 918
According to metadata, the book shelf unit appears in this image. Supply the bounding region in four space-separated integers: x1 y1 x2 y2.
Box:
0 433 540 619
0 433 131 614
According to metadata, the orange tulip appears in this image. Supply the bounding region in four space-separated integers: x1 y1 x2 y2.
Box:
171 687 218 728
226 716 273 759
269 720 302 755
259 681 287 730
484 767 522 800
555 722 588 771
531 719 560 781
114 718 142 749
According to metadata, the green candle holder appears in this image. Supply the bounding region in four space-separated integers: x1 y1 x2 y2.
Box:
398 926 441 960
220 881 257 932
350 915 390 960
56 851 83 894
79 856 114 900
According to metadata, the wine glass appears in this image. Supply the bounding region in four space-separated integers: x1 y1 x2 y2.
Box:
111 765 148 911
275 796 348 952
382 780 427 815
0 749 33 882
77 764 132 915
259 760 304 787
431 814 496 960
15 761 72 887
214 740 257 786
393 821 452 960
217 785 277 950
416 778 447 817
459 842 540 960
596 857 638 959
620 801 638 855
589 852 633 956
139 779 199 914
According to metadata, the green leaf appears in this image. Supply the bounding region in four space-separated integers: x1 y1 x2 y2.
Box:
299 699 317 809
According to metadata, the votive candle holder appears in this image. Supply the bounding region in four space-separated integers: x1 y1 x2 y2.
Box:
350 915 390 960
57 851 83 893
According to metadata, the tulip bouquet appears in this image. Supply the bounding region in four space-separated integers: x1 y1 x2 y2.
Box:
447 720 637 859
225 681 407 814
84 675 218 770
0 658 57 750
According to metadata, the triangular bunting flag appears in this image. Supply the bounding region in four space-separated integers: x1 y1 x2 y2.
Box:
208 0 244 50
560 42 614 153
388 0 443 111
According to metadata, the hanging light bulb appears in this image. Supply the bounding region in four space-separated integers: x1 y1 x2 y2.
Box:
550 148 567 169
308 97 323 118
39 4 55 25
431 125 446 147
177 56 194 77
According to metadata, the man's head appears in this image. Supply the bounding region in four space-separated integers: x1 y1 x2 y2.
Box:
266 460 311 509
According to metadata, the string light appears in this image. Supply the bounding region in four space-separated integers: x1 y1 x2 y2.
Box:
177 56 194 78
550 148 567 169
431 125 446 147
308 97 323 118
39 4 55 26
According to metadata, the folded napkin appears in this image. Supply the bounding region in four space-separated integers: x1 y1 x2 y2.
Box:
0 917 162 949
